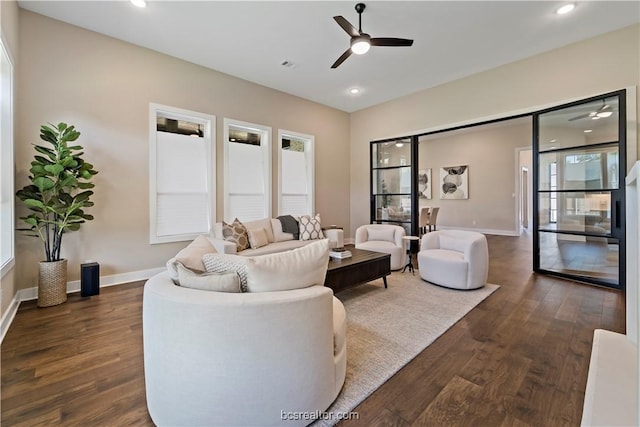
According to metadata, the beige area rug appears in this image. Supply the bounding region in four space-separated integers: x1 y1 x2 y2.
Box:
312 272 499 426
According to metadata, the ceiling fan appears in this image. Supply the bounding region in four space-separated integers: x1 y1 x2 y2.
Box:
331 3 414 69
568 99 613 121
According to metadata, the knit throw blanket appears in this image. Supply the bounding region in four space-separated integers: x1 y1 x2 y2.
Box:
277 215 299 240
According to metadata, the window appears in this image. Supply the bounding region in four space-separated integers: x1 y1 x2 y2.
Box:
0 37 14 276
224 119 271 222
278 130 314 217
149 104 215 244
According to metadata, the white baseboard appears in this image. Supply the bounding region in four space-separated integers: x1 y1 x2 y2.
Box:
435 225 520 237
1 291 21 343
1 266 164 343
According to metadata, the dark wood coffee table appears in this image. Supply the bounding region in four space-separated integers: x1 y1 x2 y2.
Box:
324 247 391 294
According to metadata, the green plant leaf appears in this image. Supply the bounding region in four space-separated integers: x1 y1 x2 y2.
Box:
44 164 64 176
34 145 56 160
33 176 55 192
23 199 45 210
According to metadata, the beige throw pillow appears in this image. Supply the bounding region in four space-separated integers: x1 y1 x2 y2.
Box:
175 235 217 272
247 228 269 249
177 263 241 293
244 239 330 292
366 227 396 243
222 218 250 252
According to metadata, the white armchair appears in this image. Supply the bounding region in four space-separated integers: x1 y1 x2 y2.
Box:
143 272 347 426
417 230 488 290
355 224 406 270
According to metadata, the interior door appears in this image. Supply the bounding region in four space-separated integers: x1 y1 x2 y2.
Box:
533 91 626 289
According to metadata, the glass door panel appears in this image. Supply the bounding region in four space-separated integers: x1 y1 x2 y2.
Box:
538 96 619 152
371 137 417 238
538 231 619 286
534 91 625 289
538 145 619 191
538 191 612 235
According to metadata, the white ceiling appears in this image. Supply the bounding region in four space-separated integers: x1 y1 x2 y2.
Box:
18 1 640 113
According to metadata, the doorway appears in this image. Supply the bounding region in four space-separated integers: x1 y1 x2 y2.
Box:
533 91 626 289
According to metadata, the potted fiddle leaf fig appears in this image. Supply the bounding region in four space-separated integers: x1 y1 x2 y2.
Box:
16 122 98 307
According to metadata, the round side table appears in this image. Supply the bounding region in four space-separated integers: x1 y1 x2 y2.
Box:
401 236 420 275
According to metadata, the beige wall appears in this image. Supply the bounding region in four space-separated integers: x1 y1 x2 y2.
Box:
14 10 350 292
0 0 19 318
350 24 640 238
418 119 532 234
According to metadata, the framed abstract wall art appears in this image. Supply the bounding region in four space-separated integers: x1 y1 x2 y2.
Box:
440 165 468 199
418 168 431 199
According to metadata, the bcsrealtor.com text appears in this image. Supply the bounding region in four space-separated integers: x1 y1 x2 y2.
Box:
281 410 360 422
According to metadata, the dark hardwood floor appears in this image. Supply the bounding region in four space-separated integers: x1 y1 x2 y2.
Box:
1 234 625 426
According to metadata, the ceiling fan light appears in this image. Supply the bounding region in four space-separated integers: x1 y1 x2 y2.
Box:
351 38 371 55
597 111 613 118
556 3 575 15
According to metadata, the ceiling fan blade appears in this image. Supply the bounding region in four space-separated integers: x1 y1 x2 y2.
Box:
331 48 353 69
333 16 360 37
568 113 591 122
371 38 414 47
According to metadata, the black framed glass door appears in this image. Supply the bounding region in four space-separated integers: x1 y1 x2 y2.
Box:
370 137 418 237
533 91 626 289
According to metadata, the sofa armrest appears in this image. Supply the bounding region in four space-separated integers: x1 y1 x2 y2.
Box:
208 238 237 255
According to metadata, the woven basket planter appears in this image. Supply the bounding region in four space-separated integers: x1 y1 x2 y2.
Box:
38 259 68 307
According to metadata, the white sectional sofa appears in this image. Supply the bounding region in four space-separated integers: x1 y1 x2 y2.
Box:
144 239 347 426
210 217 340 256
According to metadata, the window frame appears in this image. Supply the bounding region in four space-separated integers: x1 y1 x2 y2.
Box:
1 34 14 277
149 103 215 244
223 118 272 222
277 129 315 217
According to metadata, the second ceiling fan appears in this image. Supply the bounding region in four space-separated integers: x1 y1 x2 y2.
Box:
331 3 414 69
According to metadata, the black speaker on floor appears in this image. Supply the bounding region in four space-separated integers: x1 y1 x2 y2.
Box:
81 262 100 297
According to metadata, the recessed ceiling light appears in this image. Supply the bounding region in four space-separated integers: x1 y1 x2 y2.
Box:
584 129 593 133
597 111 613 118
395 142 404 147
591 116 601 120
550 139 558 143
131 0 146 7
349 87 361 95
556 3 575 15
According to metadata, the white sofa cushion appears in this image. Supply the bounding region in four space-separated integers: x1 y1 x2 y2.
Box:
439 234 468 253
202 253 250 292
244 239 330 292
240 239 309 257
243 218 275 243
177 263 241 293
271 218 295 242
366 226 395 243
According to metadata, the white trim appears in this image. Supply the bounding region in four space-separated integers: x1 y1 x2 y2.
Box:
0 288 20 343
223 118 272 222
277 129 315 216
0 266 165 343
435 225 520 237
0 32 15 275
515 146 533 234
149 103 216 244
626 86 638 170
